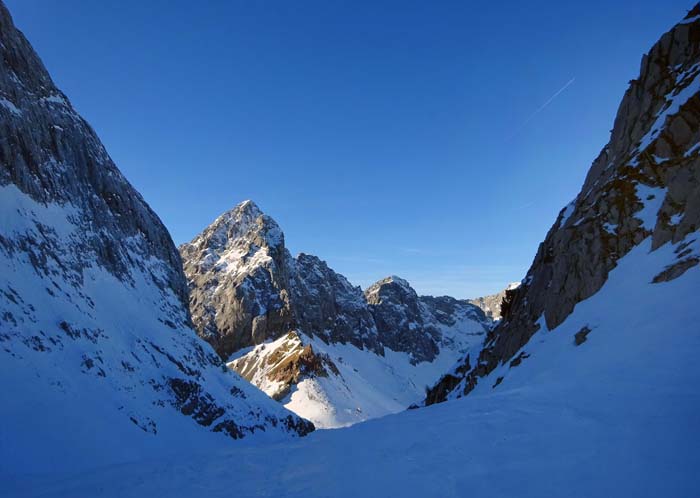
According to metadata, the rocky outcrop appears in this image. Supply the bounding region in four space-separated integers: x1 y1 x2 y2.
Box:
181 203 492 363
364 276 440 363
180 201 296 359
426 5 700 404
362 276 491 364
291 253 382 355
467 282 520 321
0 0 313 455
229 331 340 401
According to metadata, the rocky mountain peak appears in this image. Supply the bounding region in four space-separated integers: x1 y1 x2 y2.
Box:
180 203 385 360
364 275 416 303
187 200 284 257
181 203 492 425
179 203 295 360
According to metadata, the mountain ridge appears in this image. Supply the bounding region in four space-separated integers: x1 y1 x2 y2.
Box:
0 0 312 474
425 4 700 405
180 200 491 426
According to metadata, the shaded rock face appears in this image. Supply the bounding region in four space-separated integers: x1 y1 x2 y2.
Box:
364 277 439 363
364 277 491 364
0 3 186 309
467 282 520 321
292 253 382 355
426 6 700 404
0 0 312 448
365 277 438 363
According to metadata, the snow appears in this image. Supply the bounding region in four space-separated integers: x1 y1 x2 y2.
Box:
5 235 699 497
0 186 307 477
42 94 68 105
634 183 666 231
603 221 617 234
638 63 700 152
684 141 700 157
558 199 576 227
0 96 21 115
232 314 487 429
680 14 700 24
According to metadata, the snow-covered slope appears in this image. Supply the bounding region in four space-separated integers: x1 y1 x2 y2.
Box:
0 0 312 475
427 4 700 404
181 204 491 427
228 312 485 428
9 237 699 496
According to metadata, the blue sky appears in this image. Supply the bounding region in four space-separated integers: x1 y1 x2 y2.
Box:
7 0 693 298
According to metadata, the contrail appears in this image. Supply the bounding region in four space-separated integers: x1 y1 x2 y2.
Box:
508 77 575 140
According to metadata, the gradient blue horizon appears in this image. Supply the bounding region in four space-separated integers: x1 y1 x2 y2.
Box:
6 0 693 298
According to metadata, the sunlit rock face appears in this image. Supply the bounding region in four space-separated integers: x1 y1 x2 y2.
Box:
181 203 491 427
467 282 520 321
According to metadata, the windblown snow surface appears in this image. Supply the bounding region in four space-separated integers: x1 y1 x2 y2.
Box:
4 236 698 497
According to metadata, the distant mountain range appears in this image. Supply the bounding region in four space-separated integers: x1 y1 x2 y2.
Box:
180 201 492 427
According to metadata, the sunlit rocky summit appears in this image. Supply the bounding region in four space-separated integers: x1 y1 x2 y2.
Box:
180 200 491 427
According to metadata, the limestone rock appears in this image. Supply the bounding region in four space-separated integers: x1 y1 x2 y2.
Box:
426 5 700 405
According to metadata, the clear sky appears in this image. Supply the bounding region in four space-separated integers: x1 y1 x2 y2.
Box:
6 0 693 298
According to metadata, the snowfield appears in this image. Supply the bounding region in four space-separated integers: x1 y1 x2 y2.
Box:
4 236 699 497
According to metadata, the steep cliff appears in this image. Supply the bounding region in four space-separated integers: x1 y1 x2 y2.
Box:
0 0 312 473
426 6 700 404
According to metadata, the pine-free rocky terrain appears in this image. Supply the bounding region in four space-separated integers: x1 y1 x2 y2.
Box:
2 3 700 498
180 201 491 427
425 3 700 406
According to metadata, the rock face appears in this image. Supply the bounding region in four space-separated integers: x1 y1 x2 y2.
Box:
0 0 312 471
364 276 492 364
181 203 491 427
364 276 440 363
180 201 382 361
291 253 383 355
425 6 700 405
179 200 296 359
229 331 340 401
467 282 520 321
